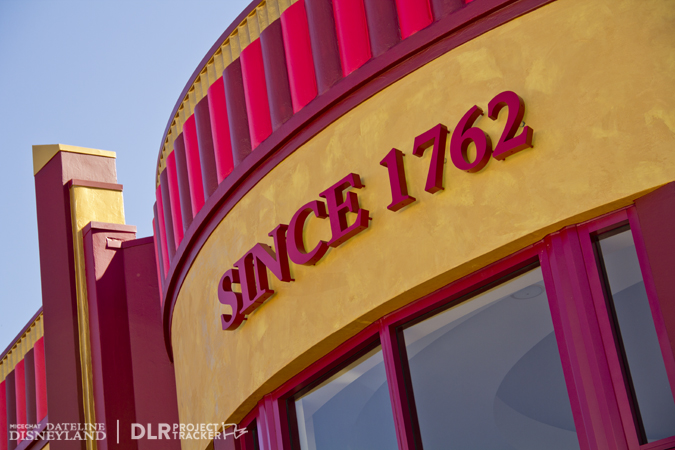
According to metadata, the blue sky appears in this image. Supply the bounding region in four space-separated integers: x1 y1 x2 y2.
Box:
0 0 251 348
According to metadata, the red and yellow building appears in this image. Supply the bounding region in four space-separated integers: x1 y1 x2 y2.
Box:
3 0 675 449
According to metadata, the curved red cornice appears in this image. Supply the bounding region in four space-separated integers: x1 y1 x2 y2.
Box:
158 0 555 360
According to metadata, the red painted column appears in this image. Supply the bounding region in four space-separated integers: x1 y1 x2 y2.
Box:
82 225 181 450
83 223 139 450
0 380 6 450
281 0 318 113
395 0 433 38
13 361 25 443
332 0 372 76
120 237 181 450
207 78 235 183
240 39 273 149
33 338 48 423
165 151 184 247
35 151 117 450
183 115 206 215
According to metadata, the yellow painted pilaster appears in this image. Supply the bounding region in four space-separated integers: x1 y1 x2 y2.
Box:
69 184 125 450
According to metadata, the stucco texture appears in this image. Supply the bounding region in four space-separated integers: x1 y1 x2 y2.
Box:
172 0 675 447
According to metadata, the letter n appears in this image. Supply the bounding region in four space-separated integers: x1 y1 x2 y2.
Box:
234 224 293 316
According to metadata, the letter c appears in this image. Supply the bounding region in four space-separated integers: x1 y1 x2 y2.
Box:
287 200 329 266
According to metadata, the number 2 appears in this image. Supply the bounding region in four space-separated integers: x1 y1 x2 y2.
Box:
488 91 533 160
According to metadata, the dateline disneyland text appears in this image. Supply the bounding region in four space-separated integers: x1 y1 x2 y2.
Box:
9 423 106 441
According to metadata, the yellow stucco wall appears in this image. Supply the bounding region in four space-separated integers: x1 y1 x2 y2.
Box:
171 0 675 447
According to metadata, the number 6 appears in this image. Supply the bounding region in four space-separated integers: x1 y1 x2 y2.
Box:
450 105 492 173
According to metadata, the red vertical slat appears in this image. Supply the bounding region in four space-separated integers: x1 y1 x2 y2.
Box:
429 0 464 19
363 0 401 57
183 115 206 216
194 96 219 199
240 39 273 149
5 372 15 450
13 361 25 442
159 170 177 259
153 204 167 285
332 0 372 76
260 21 294 131
224 59 253 165
207 78 235 183
152 216 165 300
0 380 7 450
281 0 318 113
166 151 184 247
155 185 171 269
395 0 433 38
305 0 343 93
173 134 194 231
23 349 36 427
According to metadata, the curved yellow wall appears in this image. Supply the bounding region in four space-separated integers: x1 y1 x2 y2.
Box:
171 0 675 447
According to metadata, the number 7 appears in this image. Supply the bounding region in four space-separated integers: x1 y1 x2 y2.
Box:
413 123 449 193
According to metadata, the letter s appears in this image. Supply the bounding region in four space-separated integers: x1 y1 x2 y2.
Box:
219 269 244 330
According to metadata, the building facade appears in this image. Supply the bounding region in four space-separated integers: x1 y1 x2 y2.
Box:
3 0 675 449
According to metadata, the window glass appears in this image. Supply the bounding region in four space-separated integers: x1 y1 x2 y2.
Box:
294 346 398 450
597 229 675 443
403 267 580 450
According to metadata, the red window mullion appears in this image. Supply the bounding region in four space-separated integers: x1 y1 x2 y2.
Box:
543 226 628 450
577 212 638 450
538 244 593 450
378 320 422 450
256 396 288 450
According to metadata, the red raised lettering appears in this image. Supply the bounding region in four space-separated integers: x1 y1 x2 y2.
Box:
218 269 244 330
319 173 370 247
413 124 448 193
288 200 330 265
234 224 294 316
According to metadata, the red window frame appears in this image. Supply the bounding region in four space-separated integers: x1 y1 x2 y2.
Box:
215 196 675 450
578 208 675 450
